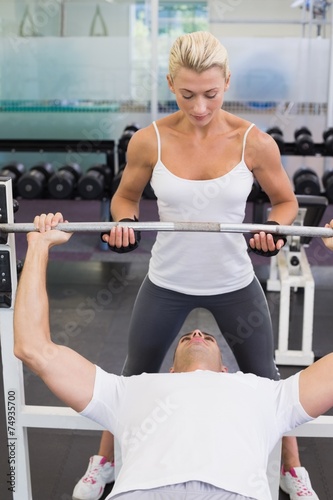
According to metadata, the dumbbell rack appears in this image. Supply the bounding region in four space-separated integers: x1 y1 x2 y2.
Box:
0 138 116 199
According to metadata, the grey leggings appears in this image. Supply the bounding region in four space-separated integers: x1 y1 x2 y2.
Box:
122 276 279 380
112 481 254 499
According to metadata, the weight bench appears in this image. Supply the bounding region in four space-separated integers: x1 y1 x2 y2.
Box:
0 178 332 499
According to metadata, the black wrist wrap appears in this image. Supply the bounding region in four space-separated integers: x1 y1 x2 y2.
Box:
249 221 287 257
101 216 141 253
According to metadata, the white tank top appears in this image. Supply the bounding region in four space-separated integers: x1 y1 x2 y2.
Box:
148 122 255 295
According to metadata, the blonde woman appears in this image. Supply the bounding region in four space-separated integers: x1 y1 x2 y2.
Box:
74 32 317 500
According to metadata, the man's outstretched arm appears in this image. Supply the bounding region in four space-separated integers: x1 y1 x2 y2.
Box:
299 353 333 418
14 212 96 412
300 220 333 415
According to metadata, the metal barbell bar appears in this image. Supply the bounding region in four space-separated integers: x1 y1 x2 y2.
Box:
0 222 333 238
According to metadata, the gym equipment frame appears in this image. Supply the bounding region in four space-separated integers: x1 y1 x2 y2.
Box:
1 178 333 500
267 195 328 366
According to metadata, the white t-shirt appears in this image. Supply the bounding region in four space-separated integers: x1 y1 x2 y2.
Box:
81 367 313 500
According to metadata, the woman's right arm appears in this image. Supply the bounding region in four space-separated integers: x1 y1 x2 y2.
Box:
104 126 156 249
111 127 155 220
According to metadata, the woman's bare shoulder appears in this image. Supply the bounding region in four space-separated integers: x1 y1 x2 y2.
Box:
127 123 159 156
222 111 253 134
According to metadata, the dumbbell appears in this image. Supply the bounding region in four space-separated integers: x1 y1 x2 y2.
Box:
77 164 113 200
322 169 333 203
0 163 25 193
48 164 82 199
266 127 285 154
118 124 140 151
118 124 140 165
293 167 320 196
323 127 333 156
294 127 315 155
17 163 55 199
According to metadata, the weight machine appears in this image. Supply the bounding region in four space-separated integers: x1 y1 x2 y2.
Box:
267 194 328 365
1 179 333 499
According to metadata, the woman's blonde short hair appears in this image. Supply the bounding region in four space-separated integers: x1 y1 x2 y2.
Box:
168 31 230 81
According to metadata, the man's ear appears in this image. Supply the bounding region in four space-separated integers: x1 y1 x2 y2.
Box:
221 365 228 373
167 74 175 93
169 367 175 373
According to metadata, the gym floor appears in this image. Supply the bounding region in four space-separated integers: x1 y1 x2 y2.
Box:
1 198 333 500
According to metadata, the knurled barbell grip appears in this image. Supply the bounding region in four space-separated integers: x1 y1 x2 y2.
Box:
0 222 333 238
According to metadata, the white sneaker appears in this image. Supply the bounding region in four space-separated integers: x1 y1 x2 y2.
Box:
280 466 319 499
72 455 115 500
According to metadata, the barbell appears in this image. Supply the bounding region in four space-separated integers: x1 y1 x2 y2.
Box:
0 221 333 239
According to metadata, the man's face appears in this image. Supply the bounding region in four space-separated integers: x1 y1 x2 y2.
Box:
171 330 227 373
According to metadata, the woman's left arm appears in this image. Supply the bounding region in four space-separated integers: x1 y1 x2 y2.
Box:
247 128 298 254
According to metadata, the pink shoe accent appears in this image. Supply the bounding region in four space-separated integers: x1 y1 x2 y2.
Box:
287 467 298 479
